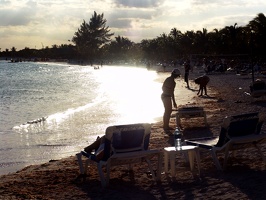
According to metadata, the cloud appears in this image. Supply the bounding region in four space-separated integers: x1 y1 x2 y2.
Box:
191 0 246 7
0 0 265 50
105 9 156 29
108 18 132 29
0 0 11 5
0 2 37 26
108 9 154 20
0 11 29 26
114 0 164 8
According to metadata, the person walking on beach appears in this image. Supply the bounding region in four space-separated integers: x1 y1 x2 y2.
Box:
161 68 180 130
184 60 191 88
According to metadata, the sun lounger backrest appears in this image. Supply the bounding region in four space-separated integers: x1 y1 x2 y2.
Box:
250 80 266 98
227 118 259 137
250 80 266 91
105 123 151 154
215 112 263 147
112 129 145 151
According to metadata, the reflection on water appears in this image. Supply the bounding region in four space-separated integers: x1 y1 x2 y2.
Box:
0 64 167 175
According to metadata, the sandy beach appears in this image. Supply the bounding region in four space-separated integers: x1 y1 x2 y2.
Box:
0 69 266 200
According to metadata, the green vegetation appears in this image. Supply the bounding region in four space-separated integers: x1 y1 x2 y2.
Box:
1 12 266 64
72 11 114 64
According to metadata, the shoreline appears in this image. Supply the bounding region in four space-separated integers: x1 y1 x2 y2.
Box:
0 64 169 176
1 70 266 199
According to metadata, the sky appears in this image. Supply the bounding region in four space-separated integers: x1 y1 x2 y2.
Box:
0 0 265 51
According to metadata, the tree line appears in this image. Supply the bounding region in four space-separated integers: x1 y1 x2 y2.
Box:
1 11 266 64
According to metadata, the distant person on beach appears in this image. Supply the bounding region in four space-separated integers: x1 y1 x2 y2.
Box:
161 68 180 130
202 58 208 73
184 60 191 88
162 63 167 72
146 61 151 70
194 75 210 96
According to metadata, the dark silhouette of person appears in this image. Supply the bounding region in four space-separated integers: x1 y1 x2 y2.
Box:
161 68 180 130
184 61 191 88
83 136 106 161
194 75 210 96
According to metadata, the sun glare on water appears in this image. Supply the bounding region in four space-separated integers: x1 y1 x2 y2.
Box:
94 66 164 124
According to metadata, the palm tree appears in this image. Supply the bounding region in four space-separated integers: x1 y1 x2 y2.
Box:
194 28 209 54
246 13 266 56
11 47 17 58
179 30 195 55
170 28 182 41
169 28 183 57
105 36 133 61
72 11 114 63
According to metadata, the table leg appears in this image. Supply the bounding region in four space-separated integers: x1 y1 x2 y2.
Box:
188 151 195 171
156 152 162 180
164 151 169 175
203 112 207 126
195 148 201 176
170 153 176 177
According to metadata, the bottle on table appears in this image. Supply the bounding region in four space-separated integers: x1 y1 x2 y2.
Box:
174 127 182 150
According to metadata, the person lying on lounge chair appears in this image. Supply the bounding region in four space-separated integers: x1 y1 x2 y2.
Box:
83 136 107 161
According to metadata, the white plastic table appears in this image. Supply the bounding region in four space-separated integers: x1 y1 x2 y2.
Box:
163 146 201 177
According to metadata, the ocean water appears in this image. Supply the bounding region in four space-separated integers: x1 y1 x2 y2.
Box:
0 61 167 175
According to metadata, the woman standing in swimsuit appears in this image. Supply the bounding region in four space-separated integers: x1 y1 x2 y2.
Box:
161 68 180 130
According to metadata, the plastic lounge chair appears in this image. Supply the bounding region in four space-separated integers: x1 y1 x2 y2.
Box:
185 112 265 170
249 79 266 98
175 106 207 127
76 123 162 187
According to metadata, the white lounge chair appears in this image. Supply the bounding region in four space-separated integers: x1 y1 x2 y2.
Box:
76 123 162 187
175 106 207 127
249 79 266 98
185 112 265 170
